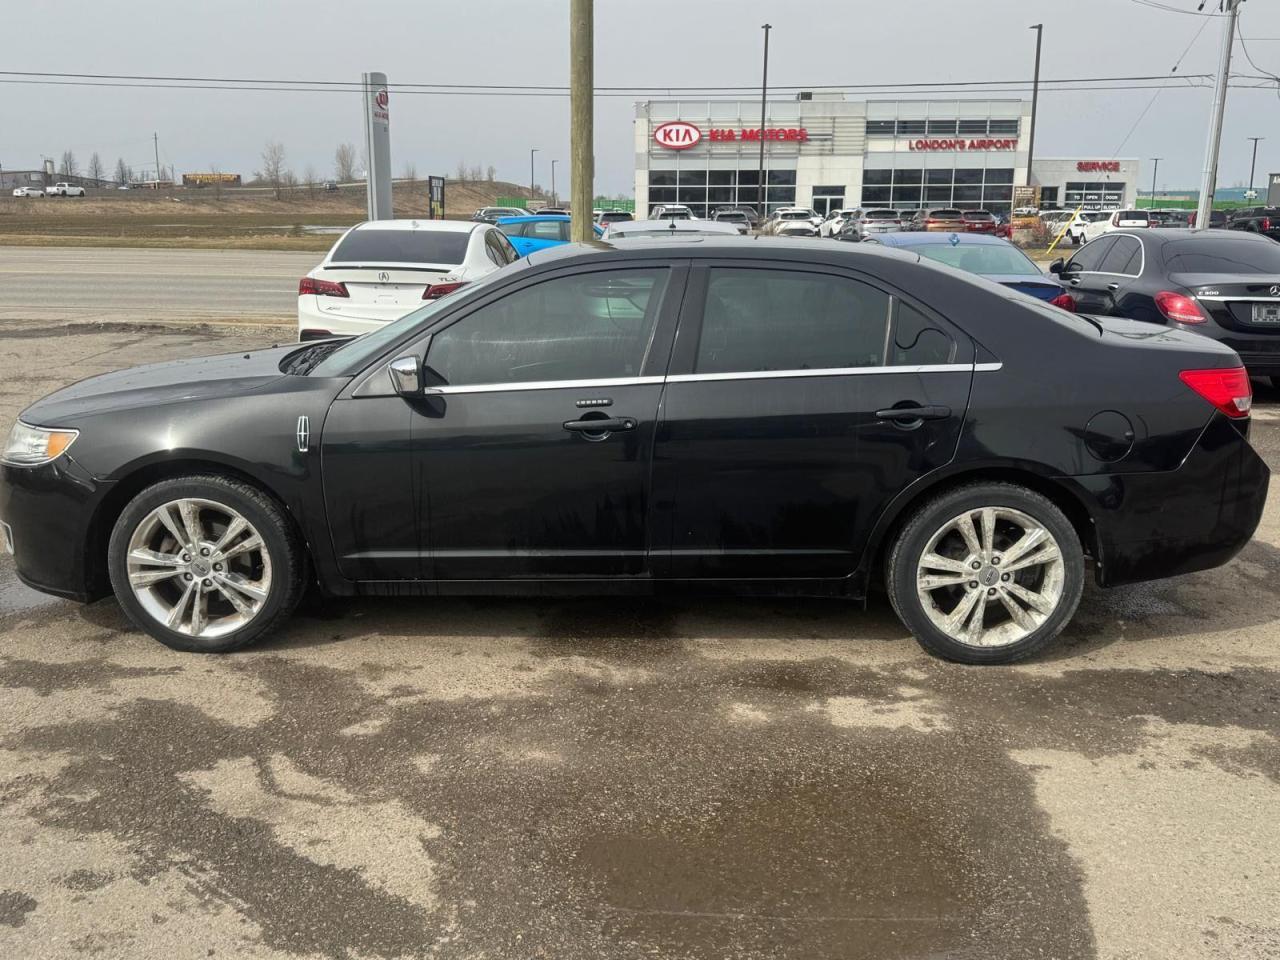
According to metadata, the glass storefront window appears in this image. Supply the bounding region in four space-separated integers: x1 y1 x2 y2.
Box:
768 169 797 185
926 185 952 203
927 119 957 135
897 119 926 136
984 168 1015 184
707 187 734 204
893 168 923 184
650 171 676 187
649 187 676 203
953 185 982 203
891 186 922 205
983 185 1013 203
864 169 892 186
926 169 953 185
866 120 895 136
988 119 1020 135
954 168 984 185
958 119 988 135
679 170 707 186
862 186 891 204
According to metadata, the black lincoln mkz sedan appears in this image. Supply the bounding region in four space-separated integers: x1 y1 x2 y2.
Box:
1 239 1269 664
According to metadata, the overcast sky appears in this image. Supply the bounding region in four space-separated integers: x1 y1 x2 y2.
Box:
3 0 1280 195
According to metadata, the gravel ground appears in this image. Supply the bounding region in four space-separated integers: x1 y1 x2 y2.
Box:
1 320 1277 960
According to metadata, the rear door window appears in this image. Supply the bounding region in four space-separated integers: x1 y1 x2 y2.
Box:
694 267 890 373
1097 235 1143 276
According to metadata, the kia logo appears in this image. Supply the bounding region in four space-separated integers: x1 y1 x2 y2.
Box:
375 89 389 110
654 121 702 151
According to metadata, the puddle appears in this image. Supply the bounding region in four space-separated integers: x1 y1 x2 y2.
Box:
0 568 62 616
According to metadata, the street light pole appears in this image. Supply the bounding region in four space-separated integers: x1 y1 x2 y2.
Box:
1026 24 1043 191
757 23 771 219
551 159 559 207
1248 137 1264 199
1149 158 1161 209
530 148 539 206
1195 0 1242 230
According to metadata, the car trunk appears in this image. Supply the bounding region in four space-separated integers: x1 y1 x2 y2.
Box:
1174 273 1280 334
989 276 1064 301
313 265 457 322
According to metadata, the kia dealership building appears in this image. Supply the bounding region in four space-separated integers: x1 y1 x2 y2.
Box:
634 95 1140 217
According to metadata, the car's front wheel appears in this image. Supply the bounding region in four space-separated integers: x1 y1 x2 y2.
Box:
108 475 305 652
887 483 1085 664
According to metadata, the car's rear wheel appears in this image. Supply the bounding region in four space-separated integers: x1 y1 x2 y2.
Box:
887 483 1085 664
108 476 304 653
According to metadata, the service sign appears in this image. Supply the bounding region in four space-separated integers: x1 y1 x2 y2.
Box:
1077 161 1120 172
654 121 702 150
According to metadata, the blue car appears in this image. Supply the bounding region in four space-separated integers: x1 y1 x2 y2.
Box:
866 231 1071 306
496 215 603 258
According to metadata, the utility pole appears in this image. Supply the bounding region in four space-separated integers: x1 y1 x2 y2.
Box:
1026 24 1043 190
757 23 772 219
530 148 538 204
153 132 161 185
1149 158 1161 209
1195 0 1242 231
1248 136 1264 198
569 0 594 241
551 159 559 207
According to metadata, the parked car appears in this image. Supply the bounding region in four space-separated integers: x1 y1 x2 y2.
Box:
1068 211 1111 245
650 204 694 221
1050 229 1280 387
471 206 527 224
1082 209 1151 243
323 181 339 192
709 210 752 234
857 209 907 237
1153 209 1191 228
904 208 967 232
961 210 998 235
4 238 1266 665
1187 209 1227 229
868 232 1073 308
296 220 518 340
1226 206 1280 241
602 219 742 239
535 207 569 216
835 220 863 242
45 182 85 198
497 214 603 257
766 208 821 237
820 209 862 238
595 210 635 229
11 187 43 198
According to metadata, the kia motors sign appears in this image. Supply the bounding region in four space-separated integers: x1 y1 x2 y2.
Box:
654 121 702 150
363 70 392 221
1077 161 1121 172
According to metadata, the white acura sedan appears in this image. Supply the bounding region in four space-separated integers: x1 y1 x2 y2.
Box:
297 220 520 340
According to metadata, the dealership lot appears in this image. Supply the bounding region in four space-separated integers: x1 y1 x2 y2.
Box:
0 318 1278 959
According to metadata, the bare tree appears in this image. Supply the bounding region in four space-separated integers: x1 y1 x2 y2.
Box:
334 142 357 182
87 153 105 184
402 161 417 182
210 164 223 200
455 160 467 181
281 169 299 200
468 163 484 181
303 164 318 199
257 141 287 200
59 151 78 178
486 165 496 182
114 157 129 185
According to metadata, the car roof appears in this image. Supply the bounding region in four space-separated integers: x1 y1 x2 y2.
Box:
350 219 477 233
525 236 922 269
874 232 1010 247
609 219 740 234
497 214 571 223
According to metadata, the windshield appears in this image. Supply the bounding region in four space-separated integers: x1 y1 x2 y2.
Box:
329 228 471 265
911 242 1042 276
310 264 522 377
1163 238 1280 274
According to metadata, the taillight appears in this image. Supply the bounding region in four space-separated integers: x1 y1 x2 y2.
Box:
1049 293 1076 312
422 281 468 300
1154 290 1207 324
298 277 348 298
1263 217 1272 232
1179 367 1252 418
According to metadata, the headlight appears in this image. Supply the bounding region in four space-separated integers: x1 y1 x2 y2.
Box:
2 422 79 466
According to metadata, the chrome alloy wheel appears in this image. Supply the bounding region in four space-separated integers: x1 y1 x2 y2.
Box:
915 507 1065 648
125 498 272 639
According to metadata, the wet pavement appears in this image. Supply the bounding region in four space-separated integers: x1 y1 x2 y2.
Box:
1 321 1278 959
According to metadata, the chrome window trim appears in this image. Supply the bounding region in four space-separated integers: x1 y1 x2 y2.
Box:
424 364 1002 395
1196 295 1280 302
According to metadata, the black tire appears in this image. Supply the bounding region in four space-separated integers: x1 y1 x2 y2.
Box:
107 475 305 653
886 482 1085 665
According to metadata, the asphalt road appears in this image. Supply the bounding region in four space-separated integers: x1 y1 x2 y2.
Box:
0 246 316 324
1 322 1279 960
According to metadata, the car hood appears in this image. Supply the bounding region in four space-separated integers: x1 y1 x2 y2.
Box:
20 344 301 426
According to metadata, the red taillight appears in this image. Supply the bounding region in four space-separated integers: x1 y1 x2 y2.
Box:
422 280 469 300
1154 290 1207 324
1263 217 1272 232
1179 367 1252 419
1049 293 1076 312
299 277 348 298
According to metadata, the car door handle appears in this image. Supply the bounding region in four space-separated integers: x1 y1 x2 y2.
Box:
1068 277 1081 286
1107 282 1120 291
563 417 636 433
875 405 952 422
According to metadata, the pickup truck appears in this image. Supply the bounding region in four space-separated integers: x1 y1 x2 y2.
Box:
1226 206 1280 241
45 182 86 197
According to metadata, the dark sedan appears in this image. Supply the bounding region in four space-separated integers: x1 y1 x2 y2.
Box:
1050 229 1280 386
1 239 1267 664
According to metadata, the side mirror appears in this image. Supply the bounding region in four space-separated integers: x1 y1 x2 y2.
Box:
388 355 422 395
1048 258 1064 275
